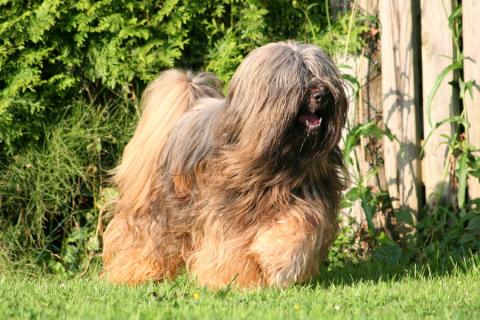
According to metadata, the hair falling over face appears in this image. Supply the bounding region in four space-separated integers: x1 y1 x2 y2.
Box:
102 41 348 288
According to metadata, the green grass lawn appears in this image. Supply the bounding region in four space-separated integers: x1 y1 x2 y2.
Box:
1 258 479 319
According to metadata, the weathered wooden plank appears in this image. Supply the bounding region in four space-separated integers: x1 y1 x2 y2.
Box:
357 0 383 190
379 0 421 213
337 55 364 225
358 0 378 14
463 0 480 200
338 0 383 228
420 0 457 204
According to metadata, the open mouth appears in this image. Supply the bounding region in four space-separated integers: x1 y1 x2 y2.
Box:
298 112 322 134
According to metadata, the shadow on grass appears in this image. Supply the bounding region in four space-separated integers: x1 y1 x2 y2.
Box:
312 253 480 288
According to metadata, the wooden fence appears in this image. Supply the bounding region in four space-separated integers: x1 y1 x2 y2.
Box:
339 0 480 222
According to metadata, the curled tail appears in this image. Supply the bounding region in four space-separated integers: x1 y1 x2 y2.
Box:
103 69 223 284
115 70 223 216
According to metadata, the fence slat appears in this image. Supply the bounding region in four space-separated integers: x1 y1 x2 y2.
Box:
379 0 421 212
357 0 383 190
340 0 382 227
463 0 480 200
420 0 457 204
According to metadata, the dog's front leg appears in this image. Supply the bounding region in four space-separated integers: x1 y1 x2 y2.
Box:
250 212 329 287
187 224 263 288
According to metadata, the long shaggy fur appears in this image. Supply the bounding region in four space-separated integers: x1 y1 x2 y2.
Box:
103 41 348 288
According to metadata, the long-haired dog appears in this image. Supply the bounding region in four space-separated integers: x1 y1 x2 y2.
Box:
103 41 348 288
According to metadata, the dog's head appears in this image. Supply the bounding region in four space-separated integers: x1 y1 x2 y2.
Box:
220 41 347 160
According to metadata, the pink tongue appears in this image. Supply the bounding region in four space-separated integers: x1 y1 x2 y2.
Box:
298 113 321 126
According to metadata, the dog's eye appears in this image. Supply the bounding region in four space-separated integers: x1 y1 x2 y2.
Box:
314 85 329 101
312 86 329 101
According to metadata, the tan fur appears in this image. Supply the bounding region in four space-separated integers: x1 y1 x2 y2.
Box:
103 41 348 288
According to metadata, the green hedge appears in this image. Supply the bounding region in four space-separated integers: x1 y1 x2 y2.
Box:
1 0 346 153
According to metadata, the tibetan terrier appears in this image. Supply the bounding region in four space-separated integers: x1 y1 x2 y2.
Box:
103 41 348 288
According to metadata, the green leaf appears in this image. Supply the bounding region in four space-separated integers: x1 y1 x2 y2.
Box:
420 116 468 158
425 61 463 128
343 122 395 164
459 233 476 244
466 216 480 231
463 80 477 100
396 208 414 225
342 73 360 95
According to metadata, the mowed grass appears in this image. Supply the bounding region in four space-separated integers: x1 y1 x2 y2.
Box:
1 258 480 320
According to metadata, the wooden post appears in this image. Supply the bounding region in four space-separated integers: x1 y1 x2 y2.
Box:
463 0 480 200
379 0 421 213
357 0 384 191
338 0 383 228
420 0 457 205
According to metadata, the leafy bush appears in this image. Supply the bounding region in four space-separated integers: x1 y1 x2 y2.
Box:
1 0 200 154
0 101 131 272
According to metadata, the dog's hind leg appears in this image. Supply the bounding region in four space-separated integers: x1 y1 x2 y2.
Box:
102 213 183 284
249 211 334 287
